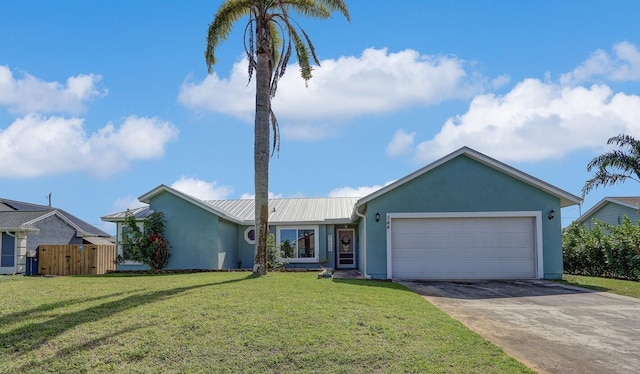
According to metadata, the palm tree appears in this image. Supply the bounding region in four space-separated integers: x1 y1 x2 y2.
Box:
582 134 640 196
205 0 350 275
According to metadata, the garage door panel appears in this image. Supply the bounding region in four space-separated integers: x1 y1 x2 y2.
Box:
391 216 536 279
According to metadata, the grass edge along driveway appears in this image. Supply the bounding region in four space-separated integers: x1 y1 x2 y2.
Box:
561 274 640 299
0 272 532 373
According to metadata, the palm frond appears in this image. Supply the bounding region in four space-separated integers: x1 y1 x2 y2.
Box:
243 20 257 85
205 0 252 73
582 169 634 196
269 108 280 157
583 134 640 196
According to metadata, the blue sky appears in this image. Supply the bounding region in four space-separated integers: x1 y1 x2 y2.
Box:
1 1 639 234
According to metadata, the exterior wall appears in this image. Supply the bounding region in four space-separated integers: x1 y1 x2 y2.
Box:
364 155 563 279
15 232 27 274
356 218 365 275
150 191 222 270
217 218 238 269
28 215 80 251
326 224 336 269
582 202 640 229
237 225 255 269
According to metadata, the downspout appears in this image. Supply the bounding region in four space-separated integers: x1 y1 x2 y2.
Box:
354 204 371 279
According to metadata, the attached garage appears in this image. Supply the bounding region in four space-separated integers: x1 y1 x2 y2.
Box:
353 146 581 280
387 212 543 280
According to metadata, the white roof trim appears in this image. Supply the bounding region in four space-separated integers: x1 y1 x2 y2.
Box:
138 185 244 224
576 197 640 224
2 225 39 233
355 146 581 210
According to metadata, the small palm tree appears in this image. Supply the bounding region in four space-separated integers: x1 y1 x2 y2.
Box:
205 0 350 275
582 134 640 196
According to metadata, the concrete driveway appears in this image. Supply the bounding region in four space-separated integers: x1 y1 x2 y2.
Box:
397 279 640 374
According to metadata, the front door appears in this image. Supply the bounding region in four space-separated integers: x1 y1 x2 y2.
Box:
336 229 355 269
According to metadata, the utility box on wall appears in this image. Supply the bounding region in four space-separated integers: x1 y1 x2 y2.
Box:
25 249 38 276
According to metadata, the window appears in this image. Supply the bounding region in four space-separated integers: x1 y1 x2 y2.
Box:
277 226 319 262
1 233 15 267
244 227 256 244
118 222 143 263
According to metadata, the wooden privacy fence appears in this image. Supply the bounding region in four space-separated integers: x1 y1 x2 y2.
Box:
38 244 116 276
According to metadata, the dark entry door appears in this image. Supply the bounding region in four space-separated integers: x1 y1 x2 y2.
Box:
336 229 355 269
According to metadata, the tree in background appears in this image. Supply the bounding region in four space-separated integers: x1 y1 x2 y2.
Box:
583 134 640 196
205 0 350 275
120 211 171 270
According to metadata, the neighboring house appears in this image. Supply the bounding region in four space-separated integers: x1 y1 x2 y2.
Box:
102 147 581 280
576 197 640 230
0 198 114 275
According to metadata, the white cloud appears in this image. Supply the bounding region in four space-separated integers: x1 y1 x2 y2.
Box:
560 41 640 85
112 196 147 212
386 129 416 157
329 181 395 198
179 48 485 140
0 114 179 178
0 66 106 114
170 177 233 200
490 74 511 89
413 79 640 163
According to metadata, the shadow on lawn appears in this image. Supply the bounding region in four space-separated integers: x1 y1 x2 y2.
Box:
0 274 256 356
0 290 144 328
15 322 155 373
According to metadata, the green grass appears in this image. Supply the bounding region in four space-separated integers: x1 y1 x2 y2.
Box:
1 273 531 373
561 274 640 299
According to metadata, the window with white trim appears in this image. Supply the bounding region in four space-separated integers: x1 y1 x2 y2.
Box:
244 227 256 244
118 221 144 263
276 226 319 262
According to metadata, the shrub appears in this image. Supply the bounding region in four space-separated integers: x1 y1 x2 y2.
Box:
266 233 286 269
563 217 640 280
119 211 171 270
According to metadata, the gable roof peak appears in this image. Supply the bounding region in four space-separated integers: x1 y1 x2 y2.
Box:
356 146 581 208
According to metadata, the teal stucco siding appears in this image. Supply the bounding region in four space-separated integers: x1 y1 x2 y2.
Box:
150 191 223 270
364 155 563 279
218 218 238 269
237 225 255 269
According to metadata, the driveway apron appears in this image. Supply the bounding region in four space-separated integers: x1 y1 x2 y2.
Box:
397 280 640 374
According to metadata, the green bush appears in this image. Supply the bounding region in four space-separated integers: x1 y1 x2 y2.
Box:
119 211 171 270
563 216 640 280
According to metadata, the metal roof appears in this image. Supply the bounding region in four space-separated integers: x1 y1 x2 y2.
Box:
101 206 152 222
608 196 640 208
205 197 359 224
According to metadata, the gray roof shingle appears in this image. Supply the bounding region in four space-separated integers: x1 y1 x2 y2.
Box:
0 198 112 237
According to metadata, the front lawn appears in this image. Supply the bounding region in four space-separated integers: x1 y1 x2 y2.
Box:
561 274 640 299
1 273 531 373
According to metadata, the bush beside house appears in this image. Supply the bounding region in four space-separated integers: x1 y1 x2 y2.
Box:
118 211 171 270
563 217 640 280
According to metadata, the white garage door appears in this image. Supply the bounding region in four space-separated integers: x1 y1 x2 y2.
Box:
390 215 538 280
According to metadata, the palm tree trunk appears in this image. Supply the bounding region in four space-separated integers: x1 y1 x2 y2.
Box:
253 26 271 276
